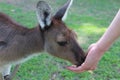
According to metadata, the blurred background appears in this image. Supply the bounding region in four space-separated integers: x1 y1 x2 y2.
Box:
0 0 120 80
0 0 74 15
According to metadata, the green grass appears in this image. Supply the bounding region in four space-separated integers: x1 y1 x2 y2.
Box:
0 0 120 80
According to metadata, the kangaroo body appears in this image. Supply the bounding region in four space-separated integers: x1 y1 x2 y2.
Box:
0 13 45 77
0 13 43 66
0 0 86 80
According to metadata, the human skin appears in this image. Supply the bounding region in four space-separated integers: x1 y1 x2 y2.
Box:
67 9 120 73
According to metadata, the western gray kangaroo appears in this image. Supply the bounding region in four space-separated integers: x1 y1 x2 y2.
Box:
0 0 85 80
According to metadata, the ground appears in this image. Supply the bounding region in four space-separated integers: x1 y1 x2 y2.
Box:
0 0 120 80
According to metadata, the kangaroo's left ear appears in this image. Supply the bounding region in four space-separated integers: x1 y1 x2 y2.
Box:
36 1 52 29
54 0 73 21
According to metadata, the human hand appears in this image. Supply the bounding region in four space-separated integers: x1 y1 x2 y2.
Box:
67 9 120 73
66 43 105 73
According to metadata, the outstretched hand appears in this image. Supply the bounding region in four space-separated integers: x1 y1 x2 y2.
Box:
66 43 105 73
67 9 120 73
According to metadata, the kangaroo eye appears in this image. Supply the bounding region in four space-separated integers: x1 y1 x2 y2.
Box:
57 41 68 46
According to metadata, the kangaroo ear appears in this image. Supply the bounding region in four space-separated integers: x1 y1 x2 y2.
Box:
36 1 52 29
54 0 73 21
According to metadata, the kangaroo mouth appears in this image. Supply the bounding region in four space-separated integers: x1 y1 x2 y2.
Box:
75 55 86 67
70 45 86 67
76 62 84 67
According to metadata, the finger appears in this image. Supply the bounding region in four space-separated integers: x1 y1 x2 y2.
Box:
66 66 86 73
66 63 85 72
66 65 76 68
87 46 92 54
71 65 77 67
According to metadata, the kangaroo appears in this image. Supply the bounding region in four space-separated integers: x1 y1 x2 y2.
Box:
0 0 86 80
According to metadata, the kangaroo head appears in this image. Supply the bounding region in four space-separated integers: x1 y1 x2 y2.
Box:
36 0 86 66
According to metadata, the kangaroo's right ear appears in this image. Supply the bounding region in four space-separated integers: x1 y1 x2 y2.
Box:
36 1 52 29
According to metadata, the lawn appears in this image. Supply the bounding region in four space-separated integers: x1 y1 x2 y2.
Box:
0 0 120 80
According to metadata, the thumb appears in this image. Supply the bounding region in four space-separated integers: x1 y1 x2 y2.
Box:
87 43 96 53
